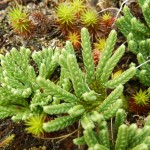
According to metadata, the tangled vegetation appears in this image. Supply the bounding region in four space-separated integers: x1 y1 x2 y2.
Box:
0 0 150 149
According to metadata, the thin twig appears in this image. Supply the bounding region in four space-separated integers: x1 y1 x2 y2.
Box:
97 0 130 27
136 59 150 69
34 128 79 141
98 7 120 14
112 0 129 26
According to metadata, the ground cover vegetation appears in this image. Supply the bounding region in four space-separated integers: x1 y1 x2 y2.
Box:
0 0 150 149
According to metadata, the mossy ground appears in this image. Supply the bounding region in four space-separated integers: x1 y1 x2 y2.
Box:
0 0 149 149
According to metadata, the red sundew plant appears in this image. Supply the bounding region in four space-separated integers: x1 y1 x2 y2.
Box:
0 134 15 148
54 1 115 40
56 3 76 25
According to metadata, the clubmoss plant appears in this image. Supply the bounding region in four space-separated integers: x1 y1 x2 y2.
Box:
0 47 60 121
35 28 136 133
74 112 150 150
0 27 136 141
116 0 150 86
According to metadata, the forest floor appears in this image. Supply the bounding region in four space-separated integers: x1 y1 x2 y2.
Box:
0 0 149 149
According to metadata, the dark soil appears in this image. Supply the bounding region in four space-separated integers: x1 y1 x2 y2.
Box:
0 118 78 150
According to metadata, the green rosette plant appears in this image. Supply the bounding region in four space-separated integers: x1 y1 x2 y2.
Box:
8 6 35 37
36 28 136 133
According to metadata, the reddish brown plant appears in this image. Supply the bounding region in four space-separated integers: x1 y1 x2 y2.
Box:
99 12 115 36
129 98 150 115
92 49 102 66
129 89 150 115
29 11 50 34
66 32 81 50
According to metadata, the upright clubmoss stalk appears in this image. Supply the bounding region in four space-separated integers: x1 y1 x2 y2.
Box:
96 30 117 81
81 27 95 85
67 54 88 98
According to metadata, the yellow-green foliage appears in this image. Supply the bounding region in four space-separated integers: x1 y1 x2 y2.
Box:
0 134 15 148
8 6 33 36
56 3 76 25
25 115 46 136
80 9 99 27
133 89 150 106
